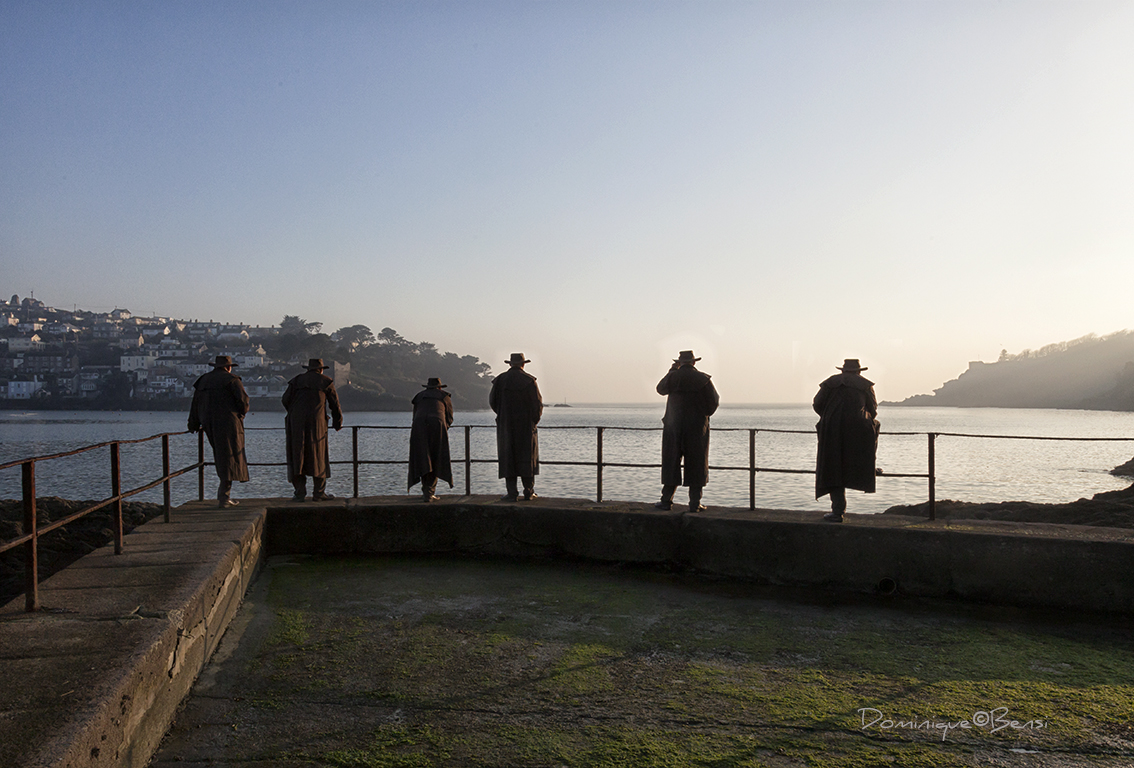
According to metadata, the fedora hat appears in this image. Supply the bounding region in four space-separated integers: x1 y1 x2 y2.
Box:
506 352 530 366
422 377 447 388
673 350 701 364
837 358 867 372
303 358 328 371
211 355 237 368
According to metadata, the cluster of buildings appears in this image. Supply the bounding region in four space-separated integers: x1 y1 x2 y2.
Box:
0 294 304 403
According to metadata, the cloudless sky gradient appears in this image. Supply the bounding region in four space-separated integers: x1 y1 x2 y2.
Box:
3 1 1134 404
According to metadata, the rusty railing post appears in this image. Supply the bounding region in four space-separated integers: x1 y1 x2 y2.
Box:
197 430 205 501
596 427 604 502
162 433 172 523
749 429 757 511
464 425 472 496
928 432 937 521
23 460 38 613
352 426 360 499
111 442 123 555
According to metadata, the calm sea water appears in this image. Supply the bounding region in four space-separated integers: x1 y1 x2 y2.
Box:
2 405 1133 514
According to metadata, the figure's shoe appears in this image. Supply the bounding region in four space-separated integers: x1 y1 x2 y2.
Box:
500 494 519 502
523 491 538 501
218 499 239 509
423 494 440 502
823 512 844 523
291 492 306 502
688 504 707 513
312 492 335 501
654 501 673 511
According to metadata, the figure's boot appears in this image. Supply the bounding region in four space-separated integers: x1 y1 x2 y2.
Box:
422 472 439 502
823 487 846 522
291 478 306 502
655 485 676 511
501 477 519 502
218 479 237 508
312 477 335 501
688 485 706 513
522 477 537 501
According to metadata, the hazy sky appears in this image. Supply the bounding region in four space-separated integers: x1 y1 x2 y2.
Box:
4 1 1134 404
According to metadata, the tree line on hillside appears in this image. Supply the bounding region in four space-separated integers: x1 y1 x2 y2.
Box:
262 317 493 411
890 330 1134 411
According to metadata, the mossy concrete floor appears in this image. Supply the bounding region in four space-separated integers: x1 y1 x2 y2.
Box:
150 556 1134 768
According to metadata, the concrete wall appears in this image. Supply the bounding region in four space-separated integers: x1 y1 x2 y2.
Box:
266 499 1134 614
3 507 265 768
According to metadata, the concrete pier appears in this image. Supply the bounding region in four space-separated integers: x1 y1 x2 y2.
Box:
2 496 1133 767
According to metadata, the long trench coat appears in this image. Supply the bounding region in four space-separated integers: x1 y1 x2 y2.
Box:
187 369 250 483
489 367 543 479
813 372 880 498
657 365 720 487
282 371 343 482
408 387 454 490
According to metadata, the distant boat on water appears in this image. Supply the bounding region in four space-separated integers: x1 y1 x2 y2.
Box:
552 398 572 407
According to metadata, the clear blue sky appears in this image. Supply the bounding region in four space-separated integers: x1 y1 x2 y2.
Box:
4 1 1133 404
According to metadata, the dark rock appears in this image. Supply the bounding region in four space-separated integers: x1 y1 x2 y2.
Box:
884 482 1134 528
0 497 164 605
1110 456 1134 477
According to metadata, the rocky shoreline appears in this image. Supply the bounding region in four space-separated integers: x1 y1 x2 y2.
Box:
882 481 1134 528
1 497 164 606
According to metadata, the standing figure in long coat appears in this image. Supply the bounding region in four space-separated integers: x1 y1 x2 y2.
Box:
489 352 543 501
282 358 343 501
813 358 880 522
408 377 454 502
655 350 720 512
187 355 250 508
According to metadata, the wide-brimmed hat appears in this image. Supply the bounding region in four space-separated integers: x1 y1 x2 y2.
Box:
212 355 237 368
506 353 530 366
303 358 328 371
422 377 447 388
837 358 867 372
673 350 701 364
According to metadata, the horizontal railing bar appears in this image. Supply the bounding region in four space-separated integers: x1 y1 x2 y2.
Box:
0 431 193 471
183 423 1134 442
0 461 205 551
934 432 1134 441
36 499 115 536
113 431 193 446
120 463 202 499
0 533 33 554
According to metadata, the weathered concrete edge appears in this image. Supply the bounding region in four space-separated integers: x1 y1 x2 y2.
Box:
29 507 266 768
268 501 1134 613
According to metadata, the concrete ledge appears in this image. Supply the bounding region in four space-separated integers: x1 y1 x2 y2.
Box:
0 503 266 768
269 496 1134 614
4 495 1134 768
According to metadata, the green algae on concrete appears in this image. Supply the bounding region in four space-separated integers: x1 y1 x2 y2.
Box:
149 555 1134 768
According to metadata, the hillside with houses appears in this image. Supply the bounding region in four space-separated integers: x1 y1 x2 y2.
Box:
0 294 493 411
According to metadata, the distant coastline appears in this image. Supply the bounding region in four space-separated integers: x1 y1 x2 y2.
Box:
884 331 1134 412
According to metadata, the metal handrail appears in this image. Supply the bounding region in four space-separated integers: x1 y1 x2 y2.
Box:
189 424 1134 519
6 421 1134 614
193 424 939 515
1 430 204 612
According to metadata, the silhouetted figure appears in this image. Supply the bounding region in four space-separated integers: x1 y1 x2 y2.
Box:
814 358 880 522
489 353 543 501
408 377 454 502
655 350 720 512
282 359 343 501
187 355 249 508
